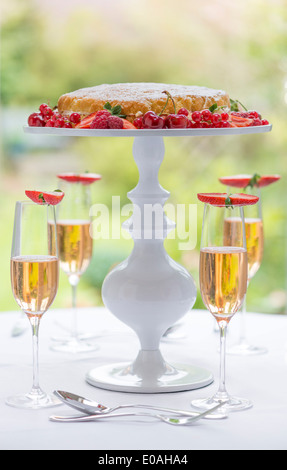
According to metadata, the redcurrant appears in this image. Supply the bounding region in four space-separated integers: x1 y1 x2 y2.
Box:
28 112 45 127
211 113 221 124
191 111 201 122
69 113 81 124
39 104 53 118
201 109 212 121
54 118 66 128
221 112 229 121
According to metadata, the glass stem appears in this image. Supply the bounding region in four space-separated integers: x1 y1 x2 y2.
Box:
28 315 43 397
69 275 80 340
239 280 249 345
216 321 229 402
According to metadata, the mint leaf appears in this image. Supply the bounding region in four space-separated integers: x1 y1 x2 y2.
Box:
103 102 112 111
111 104 122 115
209 103 218 113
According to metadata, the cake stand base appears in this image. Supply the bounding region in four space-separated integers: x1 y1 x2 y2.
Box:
86 350 213 393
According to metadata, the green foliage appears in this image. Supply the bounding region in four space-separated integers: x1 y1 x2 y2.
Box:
1 0 286 313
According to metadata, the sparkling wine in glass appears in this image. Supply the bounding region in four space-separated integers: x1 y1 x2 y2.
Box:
7 200 61 409
191 193 257 413
224 187 267 355
49 178 97 353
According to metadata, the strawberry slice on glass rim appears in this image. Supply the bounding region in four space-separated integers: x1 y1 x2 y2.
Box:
57 172 102 185
219 174 280 188
197 192 259 207
25 190 65 205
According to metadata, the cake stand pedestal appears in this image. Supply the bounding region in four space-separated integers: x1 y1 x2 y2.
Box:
24 125 272 393
87 135 210 393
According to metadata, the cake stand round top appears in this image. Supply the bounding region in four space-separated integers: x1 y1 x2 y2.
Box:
23 125 272 137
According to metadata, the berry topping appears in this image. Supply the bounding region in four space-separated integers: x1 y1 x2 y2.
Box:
201 109 212 121
197 192 259 207
69 113 81 124
142 111 165 129
39 104 53 118
75 112 97 128
25 190 65 205
54 117 66 128
191 111 202 122
28 112 45 127
177 107 189 116
107 115 124 129
219 174 281 188
57 172 102 185
165 113 188 128
90 114 109 129
133 116 144 129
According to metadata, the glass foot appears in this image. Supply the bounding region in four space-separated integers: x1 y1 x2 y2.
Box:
6 389 61 409
50 336 99 353
191 394 253 413
227 342 268 356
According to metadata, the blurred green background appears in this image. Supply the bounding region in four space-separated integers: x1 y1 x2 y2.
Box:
1 0 286 314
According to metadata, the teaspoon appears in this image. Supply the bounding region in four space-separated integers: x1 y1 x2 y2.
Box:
50 403 225 425
54 390 227 419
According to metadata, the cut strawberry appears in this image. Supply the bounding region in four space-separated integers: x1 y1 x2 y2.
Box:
25 190 64 205
219 175 253 188
197 192 259 207
122 119 137 129
230 115 253 127
75 113 97 129
256 175 281 187
219 174 280 188
57 172 102 185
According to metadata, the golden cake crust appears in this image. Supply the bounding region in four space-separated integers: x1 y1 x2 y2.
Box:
58 83 230 121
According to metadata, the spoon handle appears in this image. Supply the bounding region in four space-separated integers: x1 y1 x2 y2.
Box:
49 411 159 422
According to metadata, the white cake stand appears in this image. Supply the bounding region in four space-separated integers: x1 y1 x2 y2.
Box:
24 124 272 393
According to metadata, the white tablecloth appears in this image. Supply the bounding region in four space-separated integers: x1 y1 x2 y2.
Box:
0 307 286 450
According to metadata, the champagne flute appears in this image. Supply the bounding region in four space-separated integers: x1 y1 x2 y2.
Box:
7 201 60 409
191 193 254 412
224 186 267 355
50 179 96 353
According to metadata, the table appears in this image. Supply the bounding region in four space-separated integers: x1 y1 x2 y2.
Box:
0 307 286 450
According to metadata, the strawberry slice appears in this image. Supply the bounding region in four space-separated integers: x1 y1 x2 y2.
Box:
75 113 97 129
197 192 259 207
256 175 281 187
219 174 280 188
122 119 137 129
230 115 253 127
57 172 102 185
25 190 64 205
219 174 254 188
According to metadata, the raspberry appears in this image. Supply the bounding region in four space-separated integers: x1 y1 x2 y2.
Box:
107 115 123 129
96 110 111 118
90 115 109 129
